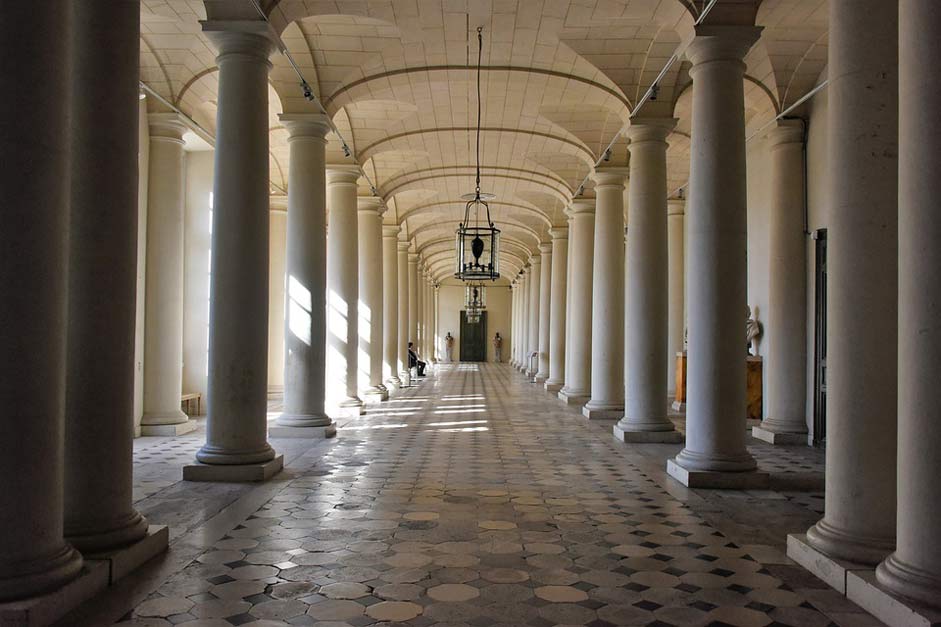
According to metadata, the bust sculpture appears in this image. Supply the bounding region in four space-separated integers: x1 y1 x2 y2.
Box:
746 305 762 356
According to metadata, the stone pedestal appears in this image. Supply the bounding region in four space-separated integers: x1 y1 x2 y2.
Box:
672 351 687 411
746 356 763 421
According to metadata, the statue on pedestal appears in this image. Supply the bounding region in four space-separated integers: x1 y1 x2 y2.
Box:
746 305 763 356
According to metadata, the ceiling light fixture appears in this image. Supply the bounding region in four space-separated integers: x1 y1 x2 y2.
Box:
455 27 500 282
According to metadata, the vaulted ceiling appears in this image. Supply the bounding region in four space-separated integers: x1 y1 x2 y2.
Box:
141 0 828 282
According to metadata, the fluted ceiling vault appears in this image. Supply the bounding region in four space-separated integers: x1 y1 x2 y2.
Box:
141 0 828 282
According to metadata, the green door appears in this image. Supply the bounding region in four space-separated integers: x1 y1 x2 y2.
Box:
459 311 487 361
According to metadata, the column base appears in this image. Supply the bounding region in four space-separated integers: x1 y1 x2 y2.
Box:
0 561 107 627
751 425 809 445
613 423 684 443
269 424 336 439
533 375 547 384
140 419 198 437
666 458 769 489
558 389 589 406
544 381 563 393
386 376 402 390
671 400 686 412
141 408 191 428
363 387 389 404
336 397 365 416
89 525 169 584
183 455 284 482
582 402 624 420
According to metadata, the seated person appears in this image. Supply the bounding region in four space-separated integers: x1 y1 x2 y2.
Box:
408 342 426 377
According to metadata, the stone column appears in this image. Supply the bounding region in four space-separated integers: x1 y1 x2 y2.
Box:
877 0 941 606
527 258 541 378
415 268 424 357
64 0 152 554
800 0 899 564
358 197 387 402
382 226 401 388
559 201 595 405
408 253 419 351
272 113 335 438
666 25 765 488
545 228 568 392
0 4 84 601
510 282 519 366
397 242 411 383
616 122 682 442
431 284 439 362
517 269 529 372
666 198 685 397
563 215 575 388
752 121 807 445
188 24 281 480
535 243 552 383
326 166 364 415
583 169 628 419
140 114 195 435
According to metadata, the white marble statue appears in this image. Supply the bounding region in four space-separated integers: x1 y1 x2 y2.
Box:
746 305 763 356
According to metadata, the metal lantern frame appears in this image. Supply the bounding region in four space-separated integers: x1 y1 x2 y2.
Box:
454 26 501 282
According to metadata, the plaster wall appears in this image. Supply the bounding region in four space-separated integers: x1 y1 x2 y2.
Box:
181 150 214 406
267 211 287 392
437 281 512 363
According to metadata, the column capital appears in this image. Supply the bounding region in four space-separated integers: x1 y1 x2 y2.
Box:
148 112 188 142
626 118 677 144
383 225 401 238
686 25 762 68
326 164 362 186
567 199 596 215
357 196 385 216
530 254 542 267
766 119 804 149
549 226 568 240
397 240 410 252
201 20 277 62
279 113 331 141
667 198 686 216
408 252 420 263
591 166 630 189
538 242 552 255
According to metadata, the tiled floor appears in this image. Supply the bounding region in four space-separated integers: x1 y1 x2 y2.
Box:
67 364 881 626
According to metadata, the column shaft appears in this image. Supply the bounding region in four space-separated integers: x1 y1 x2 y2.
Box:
382 226 401 388
545 228 568 392
669 25 764 485
358 198 386 401
805 0 898 564
535 243 552 382
397 243 410 382
195 26 278 470
64 0 150 551
617 123 682 440
517 271 528 371
527 261 541 376
753 122 807 443
141 115 190 431
584 169 627 419
563 216 575 387
876 0 941 604
0 3 83 600
326 166 364 413
559 202 594 404
275 114 333 435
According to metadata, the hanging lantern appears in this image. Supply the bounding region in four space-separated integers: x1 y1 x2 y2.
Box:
454 27 501 282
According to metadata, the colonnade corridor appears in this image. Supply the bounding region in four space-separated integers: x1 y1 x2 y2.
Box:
66 364 880 627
